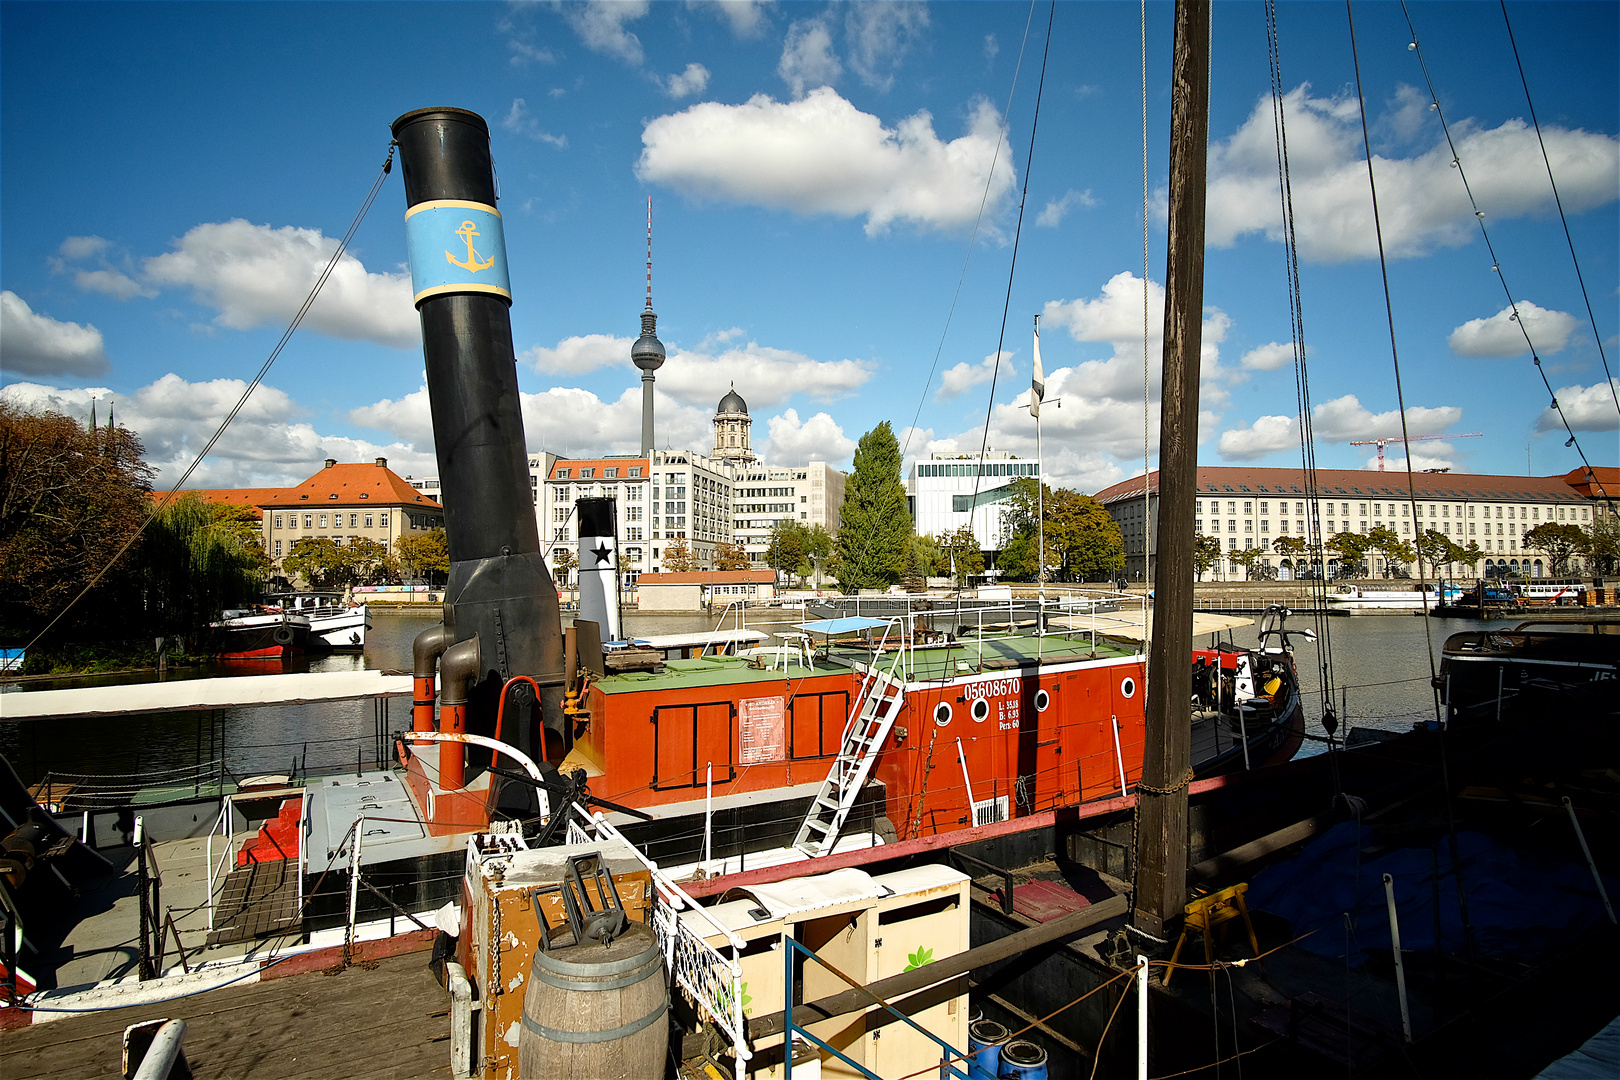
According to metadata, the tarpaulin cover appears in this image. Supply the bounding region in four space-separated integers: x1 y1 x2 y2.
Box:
795 617 892 635
1535 1013 1620 1079
1246 821 1619 967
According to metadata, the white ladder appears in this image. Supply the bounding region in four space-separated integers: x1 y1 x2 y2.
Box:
792 646 907 857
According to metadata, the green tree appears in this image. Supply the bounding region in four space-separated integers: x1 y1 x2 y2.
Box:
1586 511 1619 575
833 422 911 592
997 531 1039 581
938 527 984 587
1416 528 1470 578
396 527 450 583
1363 525 1416 578
803 524 834 584
338 537 389 585
1046 489 1124 582
1195 534 1225 580
1326 532 1370 578
765 520 806 577
135 494 267 637
0 400 153 642
284 537 343 589
1524 522 1589 576
1229 546 1275 581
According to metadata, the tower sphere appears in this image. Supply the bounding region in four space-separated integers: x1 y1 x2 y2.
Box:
632 310 665 372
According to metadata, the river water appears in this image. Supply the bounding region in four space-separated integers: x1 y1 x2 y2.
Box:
0 608 1520 789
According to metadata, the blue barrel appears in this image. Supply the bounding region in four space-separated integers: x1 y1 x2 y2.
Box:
999 1038 1049 1079
968 1019 1010 1080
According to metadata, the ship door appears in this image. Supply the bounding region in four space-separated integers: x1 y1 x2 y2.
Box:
1024 680 1063 812
652 701 737 790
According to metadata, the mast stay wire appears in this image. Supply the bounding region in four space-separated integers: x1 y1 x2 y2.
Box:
20 144 399 656
1498 0 1620 425
967 1 1057 551
1265 0 1340 733
1344 3 1441 715
1397 1 1615 515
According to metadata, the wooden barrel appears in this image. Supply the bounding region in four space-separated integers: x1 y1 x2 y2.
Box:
518 922 668 1080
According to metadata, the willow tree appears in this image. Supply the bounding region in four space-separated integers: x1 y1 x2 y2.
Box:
138 493 267 637
834 422 911 592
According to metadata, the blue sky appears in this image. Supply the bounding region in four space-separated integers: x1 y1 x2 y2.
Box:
2 1 1615 496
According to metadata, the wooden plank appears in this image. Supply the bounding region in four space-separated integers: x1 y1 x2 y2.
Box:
0 952 449 1079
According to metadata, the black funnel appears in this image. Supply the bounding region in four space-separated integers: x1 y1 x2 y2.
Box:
393 107 566 765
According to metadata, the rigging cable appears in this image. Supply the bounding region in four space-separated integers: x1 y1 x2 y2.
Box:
967 1 1057 546
1499 0 1620 427
1349 0 1477 956
1141 0 1153 589
19 144 399 655
1398 1 1615 516
1264 0 1339 740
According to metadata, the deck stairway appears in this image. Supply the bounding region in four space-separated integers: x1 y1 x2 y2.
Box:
792 660 907 857
207 857 300 946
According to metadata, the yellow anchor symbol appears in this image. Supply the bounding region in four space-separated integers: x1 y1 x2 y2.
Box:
445 220 495 273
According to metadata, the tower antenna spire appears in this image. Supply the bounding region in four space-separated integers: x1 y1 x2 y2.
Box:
645 196 653 311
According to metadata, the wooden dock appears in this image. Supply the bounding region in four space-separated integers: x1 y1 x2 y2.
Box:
1 950 451 1079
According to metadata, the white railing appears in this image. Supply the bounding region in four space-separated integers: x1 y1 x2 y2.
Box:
568 806 750 1061
203 799 235 932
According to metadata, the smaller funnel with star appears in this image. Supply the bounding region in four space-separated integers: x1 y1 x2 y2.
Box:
575 497 622 641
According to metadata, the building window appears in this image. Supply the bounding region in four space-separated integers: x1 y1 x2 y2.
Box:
556 469 570 479
629 467 643 478
273 514 282 529
380 513 389 527
304 514 314 529
1244 520 1253 533
274 540 282 557
1227 520 1237 533
365 514 373 528
349 513 358 528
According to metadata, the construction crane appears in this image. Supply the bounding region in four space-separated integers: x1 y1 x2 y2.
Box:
1349 432 1483 471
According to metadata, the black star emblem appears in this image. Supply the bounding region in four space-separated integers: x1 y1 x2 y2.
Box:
591 543 613 566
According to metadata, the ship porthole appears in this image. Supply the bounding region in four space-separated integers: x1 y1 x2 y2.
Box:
1035 689 1051 712
933 702 952 727
1120 677 1137 698
971 698 990 723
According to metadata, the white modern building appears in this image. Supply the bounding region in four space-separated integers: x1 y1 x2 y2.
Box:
907 451 1041 552
732 461 846 566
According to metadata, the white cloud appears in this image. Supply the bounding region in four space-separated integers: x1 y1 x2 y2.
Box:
349 386 436 449
1309 394 1464 442
555 0 650 65
763 409 855 463
1217 415 1298 461
0 291 110 377
1447 301 1580 359
143 220 418 348
520 333 633 375
659 341 873 408
663 62 711 99
1538 378 1619 432
1035 189 1097 227
50 235 157 300
1239 341 1297 372
638 88 1015 235
1372 452 1458 473
1205 85 1620 262
778 18 842 98
689 0 770 38
502 98 568 148
1032 271 1237 459
58 236 109 261
983 34 999 61
937 350 1012 400
844 1 928 92
1 375 431 489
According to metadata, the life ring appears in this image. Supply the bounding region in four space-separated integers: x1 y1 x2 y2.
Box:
272 626 295 646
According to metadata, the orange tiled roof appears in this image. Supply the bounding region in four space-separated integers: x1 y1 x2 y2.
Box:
156 487 291 519
1093 466 1589 505
260 462 442 510
549 458 649 480
1562 466 1620 500
637 569 774 586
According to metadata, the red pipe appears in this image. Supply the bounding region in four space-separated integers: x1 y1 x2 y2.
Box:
411 621 454 733
493 675 542 772
440 704 467 789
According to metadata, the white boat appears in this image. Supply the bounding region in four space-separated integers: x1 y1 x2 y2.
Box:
1324 583 1460 614
270 591 370 650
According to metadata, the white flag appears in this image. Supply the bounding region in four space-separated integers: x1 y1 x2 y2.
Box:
1029 322 1045 418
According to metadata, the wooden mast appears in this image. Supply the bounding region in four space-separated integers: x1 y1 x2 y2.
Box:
1133 0 1211 939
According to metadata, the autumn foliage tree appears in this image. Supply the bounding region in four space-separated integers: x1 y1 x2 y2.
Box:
0 400 153 642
